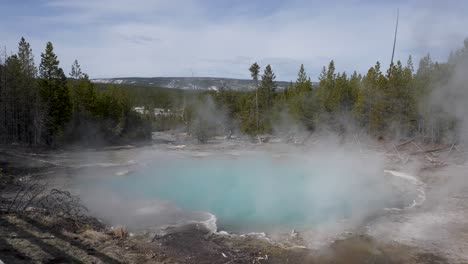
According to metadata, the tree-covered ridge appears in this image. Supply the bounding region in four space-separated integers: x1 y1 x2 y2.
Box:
1 37 467 146
91 77 294 91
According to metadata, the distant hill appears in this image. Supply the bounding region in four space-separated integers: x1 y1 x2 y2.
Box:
91 77 298 91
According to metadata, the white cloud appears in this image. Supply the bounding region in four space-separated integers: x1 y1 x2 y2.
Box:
3 0 467 80
46 0 200 15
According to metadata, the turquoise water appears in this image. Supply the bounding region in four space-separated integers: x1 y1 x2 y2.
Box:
81 153 394 232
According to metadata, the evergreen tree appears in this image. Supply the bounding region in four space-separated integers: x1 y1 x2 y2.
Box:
39 42 65 80
315 60 337 115
259 64 276 110
249 62 260 132
70 59 83 79
257 64 276 132
385 60 415 134
17 38 43 145
0 38 43 145
18 37 37 78
285 65 312 124
4 55 22 143
39 42 72 144
295 64 312 94
326 60 336 81
354 62 384 131
0 37 152 146
249 62 260 83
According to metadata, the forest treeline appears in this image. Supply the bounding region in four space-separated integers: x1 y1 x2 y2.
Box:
202 39 468 143
1 37 467 146
0 38 151 146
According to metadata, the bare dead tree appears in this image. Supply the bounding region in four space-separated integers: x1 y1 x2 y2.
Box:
390 8 399 66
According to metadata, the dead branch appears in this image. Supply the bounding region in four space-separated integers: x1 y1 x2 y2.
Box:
411 142 424 152
410 142 443 165
410 146 452 155
445 143 456 157
394 138 415 148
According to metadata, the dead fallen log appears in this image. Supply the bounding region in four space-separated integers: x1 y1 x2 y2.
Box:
410 146 452 155
100 145 134 151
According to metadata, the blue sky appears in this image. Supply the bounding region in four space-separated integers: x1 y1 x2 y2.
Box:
1 0 467 80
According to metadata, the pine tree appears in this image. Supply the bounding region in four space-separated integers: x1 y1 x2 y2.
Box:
18 37 37 78
259 64 276 109
0 38 43 145
70 59 83 79
316 60 337 114
383 59 417 136
39 42 72 144
40 42 65 80
249 62 260 132
257 64 276 132
295 64 312 94
249 62 260 83
348 71 360 111
17 37 43 145
326 60 336 81
353 62 383 131
4 55 22 143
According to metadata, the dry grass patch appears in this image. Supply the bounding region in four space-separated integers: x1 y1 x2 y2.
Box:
109 225 128 239
81 229 111 243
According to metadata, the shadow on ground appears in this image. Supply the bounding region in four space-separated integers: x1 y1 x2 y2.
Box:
0 213 121 263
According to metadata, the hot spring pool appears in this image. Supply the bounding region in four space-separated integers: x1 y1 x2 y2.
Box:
75 150 418 233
